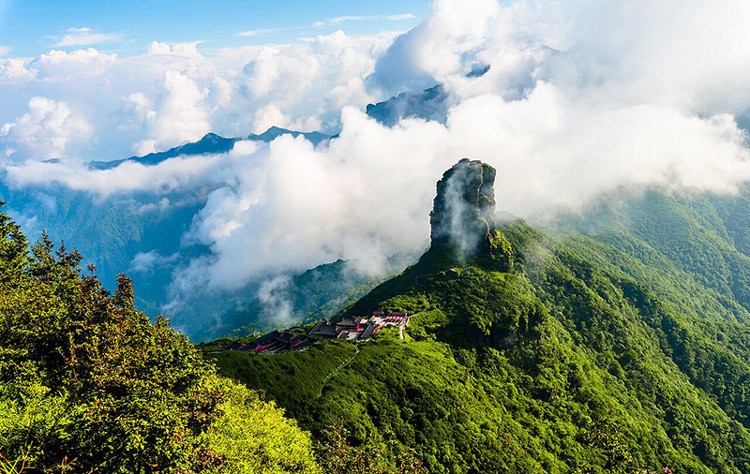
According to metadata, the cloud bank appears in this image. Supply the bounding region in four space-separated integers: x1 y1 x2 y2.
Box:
3 0 750 330
0 30 383 160
2 97 92 160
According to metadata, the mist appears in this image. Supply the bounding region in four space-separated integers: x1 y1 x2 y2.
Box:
3 0 750 333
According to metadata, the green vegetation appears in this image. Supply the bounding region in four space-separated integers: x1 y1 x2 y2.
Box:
209 189 750 473
0 207 320 473
7 173 750 473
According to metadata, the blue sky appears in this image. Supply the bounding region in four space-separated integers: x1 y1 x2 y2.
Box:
0 0 429 56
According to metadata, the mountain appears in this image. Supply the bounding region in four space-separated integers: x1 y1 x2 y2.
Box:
248 126 331 146
207 161 750 473
366 84 449 127
88 127 332 170
88 132 239 170
216 259 390 340
365 65 489 127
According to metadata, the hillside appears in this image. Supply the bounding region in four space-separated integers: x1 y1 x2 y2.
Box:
208 161 750 473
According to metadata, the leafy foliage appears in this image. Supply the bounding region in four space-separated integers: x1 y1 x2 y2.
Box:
0 206 319 473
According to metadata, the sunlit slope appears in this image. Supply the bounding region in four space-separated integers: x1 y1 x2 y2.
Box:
210 164 750 473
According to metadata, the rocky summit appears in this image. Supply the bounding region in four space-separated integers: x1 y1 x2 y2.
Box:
429 158 511 269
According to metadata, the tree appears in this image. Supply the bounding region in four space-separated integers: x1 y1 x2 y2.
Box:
0 207 320 473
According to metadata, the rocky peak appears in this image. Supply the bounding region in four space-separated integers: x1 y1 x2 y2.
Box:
429 159 511 269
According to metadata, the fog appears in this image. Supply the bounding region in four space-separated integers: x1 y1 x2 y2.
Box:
3 0 750 330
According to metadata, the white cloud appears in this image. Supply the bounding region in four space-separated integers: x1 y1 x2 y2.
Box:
133 139 158 155
387 14 418 21
368 0 500 95
130 249 178 274
5 139 261 194
53 27 121 47
7 149 225 192
314 13 417 28
0 44 235 161
0 58 36 83
3 0 750 326
147 41 173 56
0 45 11 56
253 103 289 132
0 30 384 161
257 276 299 325
32 48 117 81
36 48 117 66
238 28 277 38
118 92 154 131
142 70 212 151
1 97 92 160
147 41 203 58
210 76 233 111
238 30 377 132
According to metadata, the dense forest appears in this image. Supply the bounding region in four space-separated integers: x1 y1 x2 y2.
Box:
0 205 320 473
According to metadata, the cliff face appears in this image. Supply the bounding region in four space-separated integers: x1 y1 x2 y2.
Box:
429 159 509 268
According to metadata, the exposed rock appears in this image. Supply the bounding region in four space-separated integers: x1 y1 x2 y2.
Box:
429 158 512 269
366 84 449 127
365 67 490 127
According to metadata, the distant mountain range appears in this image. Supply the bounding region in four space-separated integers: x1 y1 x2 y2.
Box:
88 127 333 170
87 82 452 173
366 84 449 127
364 65 488 127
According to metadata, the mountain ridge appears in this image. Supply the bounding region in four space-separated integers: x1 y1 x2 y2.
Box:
207 160 750 473
88 126 333 170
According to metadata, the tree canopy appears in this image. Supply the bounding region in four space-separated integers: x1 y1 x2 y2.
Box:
0 206 320 473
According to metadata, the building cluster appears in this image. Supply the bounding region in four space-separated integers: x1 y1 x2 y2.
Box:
227 311 412 355
308 311 410 342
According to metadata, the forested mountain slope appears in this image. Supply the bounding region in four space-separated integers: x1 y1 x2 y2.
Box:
209 162 750 473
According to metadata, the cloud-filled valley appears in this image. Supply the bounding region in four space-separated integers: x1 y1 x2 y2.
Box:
3 0 750 338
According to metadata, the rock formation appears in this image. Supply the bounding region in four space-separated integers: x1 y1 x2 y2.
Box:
429 158 511 270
